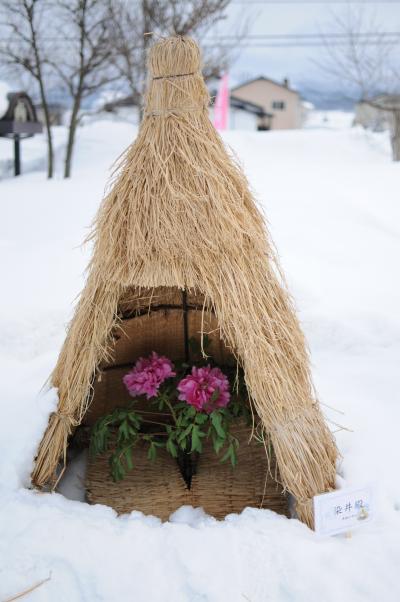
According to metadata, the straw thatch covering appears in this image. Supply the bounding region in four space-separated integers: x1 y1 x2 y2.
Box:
31 35 337 528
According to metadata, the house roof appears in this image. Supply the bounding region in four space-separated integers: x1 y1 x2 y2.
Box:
231 76 299 96
105 92 274 118
229 94 273 118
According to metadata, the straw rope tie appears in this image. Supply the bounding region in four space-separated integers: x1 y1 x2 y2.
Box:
145 105 207 117
152 71 196 80
52 410 79 427
270 405 319 434
148 71 203 115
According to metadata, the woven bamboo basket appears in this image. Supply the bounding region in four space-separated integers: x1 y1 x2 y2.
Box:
84 287 288 519
85 425 288 520
191 424 288 518
86 441 190 521
83 287 234 426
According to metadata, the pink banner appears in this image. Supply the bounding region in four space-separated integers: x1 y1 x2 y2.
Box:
213 73 229 131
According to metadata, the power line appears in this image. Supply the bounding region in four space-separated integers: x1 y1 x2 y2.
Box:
205 32 400 38
231 0 400 3
203 41 399 47
1 41 397 49
204 31 400 47
2 31 399 42
1 30 399 50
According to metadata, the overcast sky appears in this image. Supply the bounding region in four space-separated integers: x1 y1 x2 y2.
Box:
213 0 400 91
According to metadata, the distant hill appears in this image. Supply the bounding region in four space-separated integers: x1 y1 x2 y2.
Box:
295 81 356 110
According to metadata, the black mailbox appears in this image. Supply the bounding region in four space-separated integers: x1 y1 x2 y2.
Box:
0 92 43 176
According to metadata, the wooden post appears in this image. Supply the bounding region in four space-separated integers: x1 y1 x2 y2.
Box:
182 289 189 363
14 134 21 176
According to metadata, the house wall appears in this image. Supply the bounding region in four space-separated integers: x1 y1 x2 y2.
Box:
229 107 258 130
209 105 257 130
232 80 302 130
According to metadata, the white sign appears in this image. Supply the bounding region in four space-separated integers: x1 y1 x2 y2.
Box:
313 486 374 536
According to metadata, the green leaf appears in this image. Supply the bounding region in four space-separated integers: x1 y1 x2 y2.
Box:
220 442 237 466
195 413 208 425
166 438 178 458
186 406 196 418
230 445 238 467
191 425 203 453
210 412 225 439
118 420 129 441
124 447 133 470
220 446 230 463
110 454 126 481
213 436 225 454
177 424 193 444
127 413 142 429
90 420 111 456
147 442 157 462
219 438 239 467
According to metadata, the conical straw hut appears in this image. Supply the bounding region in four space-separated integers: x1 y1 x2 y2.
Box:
32 36 337 528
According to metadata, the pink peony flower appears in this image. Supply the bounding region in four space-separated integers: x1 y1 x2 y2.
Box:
123 352 176 399
177 365 230 413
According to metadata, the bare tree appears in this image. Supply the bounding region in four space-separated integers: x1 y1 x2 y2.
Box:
51 0 116 177
106 0 237 115
105 1 146 108
321 6 400 161
0 0 55 177
0 0 244 178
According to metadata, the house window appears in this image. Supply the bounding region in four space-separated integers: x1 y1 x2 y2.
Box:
272 101 285 110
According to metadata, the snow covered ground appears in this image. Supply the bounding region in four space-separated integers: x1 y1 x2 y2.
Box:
0 113 400 601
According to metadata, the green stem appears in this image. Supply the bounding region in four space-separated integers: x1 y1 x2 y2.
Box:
164 398 178 424
116 439 137 460
138 410 171 416
141 419 171 428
